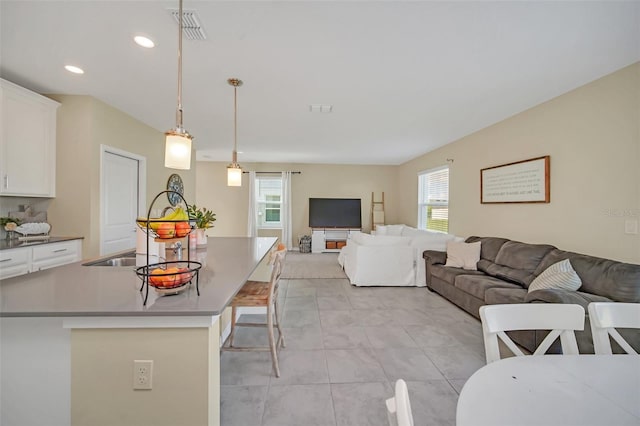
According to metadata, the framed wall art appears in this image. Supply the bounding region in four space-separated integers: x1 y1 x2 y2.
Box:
481 156 550 204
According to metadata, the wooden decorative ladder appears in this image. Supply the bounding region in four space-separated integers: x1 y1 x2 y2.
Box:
371 192 385 232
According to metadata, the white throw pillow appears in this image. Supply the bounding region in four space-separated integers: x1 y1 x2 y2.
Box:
445 241 481 270
375 225 388 235
527 259 582 293
386 224 405 236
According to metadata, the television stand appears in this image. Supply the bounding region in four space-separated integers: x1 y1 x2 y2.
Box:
311 228 361 253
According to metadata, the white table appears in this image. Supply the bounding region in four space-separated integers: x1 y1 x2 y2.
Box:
456 355 640 426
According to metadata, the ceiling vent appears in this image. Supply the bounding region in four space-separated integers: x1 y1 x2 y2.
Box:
168 9 207 40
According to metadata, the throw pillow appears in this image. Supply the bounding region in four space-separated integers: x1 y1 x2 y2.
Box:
386 224 405 236
527 259 582 293
375 225 388 235
445 241 481 270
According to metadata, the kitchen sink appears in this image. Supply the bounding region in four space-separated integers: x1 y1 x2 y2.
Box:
83 251 137 267
89 257 138 267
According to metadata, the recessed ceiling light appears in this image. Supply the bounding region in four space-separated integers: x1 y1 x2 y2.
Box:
134 36 155 48
64 65 84 74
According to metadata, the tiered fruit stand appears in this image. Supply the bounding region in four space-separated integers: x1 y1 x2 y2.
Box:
136 190 202 305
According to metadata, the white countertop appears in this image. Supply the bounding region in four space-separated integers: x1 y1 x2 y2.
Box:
0 237 277 317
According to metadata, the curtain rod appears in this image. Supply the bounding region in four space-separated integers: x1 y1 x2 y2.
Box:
242 171 301 174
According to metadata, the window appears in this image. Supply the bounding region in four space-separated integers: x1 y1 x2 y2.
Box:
256 176 282 228
418 166 449 233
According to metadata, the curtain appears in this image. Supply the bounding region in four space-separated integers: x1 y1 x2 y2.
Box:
281 171 293 250
247 171 257 237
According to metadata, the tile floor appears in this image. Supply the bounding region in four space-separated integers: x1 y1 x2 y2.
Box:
220 278 487 426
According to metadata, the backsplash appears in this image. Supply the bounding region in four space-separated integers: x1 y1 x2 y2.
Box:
0 197 52 239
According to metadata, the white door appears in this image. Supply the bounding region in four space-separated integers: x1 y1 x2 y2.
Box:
101 151 140 255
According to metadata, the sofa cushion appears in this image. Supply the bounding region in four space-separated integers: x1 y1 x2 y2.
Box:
476 260 534 286
535 249 640 303
454 274 522 300
445 241 481 270
495 241 556 272
411 232 461 253
465 236 510 262
484 287 528 305
351 233 410 247
528 259 582 293
430 265 484 284
375 224 405 236
525 288 612 309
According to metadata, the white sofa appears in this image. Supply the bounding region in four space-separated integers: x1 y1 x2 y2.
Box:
338 225 463 287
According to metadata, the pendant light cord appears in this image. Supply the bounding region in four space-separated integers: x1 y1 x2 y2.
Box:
228 78 243 164
176 0 184 130
233 84 238 159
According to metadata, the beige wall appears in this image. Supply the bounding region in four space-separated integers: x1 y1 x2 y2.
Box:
47 95 196 258
195 162 398 243
71 325 219 426
398 63 640 264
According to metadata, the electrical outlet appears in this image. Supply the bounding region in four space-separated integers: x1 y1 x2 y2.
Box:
133 360 153 390
625 219 638 235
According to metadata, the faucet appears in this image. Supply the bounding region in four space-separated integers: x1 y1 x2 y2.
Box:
173 241 182 260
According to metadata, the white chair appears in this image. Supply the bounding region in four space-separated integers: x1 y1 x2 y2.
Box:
588 302 640 355
479 304 585 364
386 379 414 426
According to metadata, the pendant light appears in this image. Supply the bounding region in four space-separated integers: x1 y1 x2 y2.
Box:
165 0 193 170
227 78 243 186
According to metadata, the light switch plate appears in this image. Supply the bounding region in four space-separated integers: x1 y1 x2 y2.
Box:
624 219 638 235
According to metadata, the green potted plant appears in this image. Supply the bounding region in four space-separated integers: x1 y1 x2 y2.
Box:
1 216 22 239
187 205 216 247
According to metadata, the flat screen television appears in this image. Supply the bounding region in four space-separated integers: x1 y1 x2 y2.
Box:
309 198 362 228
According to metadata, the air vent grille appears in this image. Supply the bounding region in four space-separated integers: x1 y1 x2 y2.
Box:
168 9 207 40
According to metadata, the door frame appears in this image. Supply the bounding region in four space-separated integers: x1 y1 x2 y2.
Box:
99 145 147 255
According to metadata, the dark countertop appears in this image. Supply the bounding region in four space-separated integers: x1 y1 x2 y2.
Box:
0 237 277 317
0 236 83 251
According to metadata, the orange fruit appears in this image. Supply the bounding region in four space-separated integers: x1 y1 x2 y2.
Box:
149 268 165 286
175 221 191 237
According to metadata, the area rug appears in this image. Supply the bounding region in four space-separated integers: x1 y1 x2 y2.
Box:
282 252 347 279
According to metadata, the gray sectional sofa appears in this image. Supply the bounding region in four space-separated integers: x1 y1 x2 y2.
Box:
423 236 640 354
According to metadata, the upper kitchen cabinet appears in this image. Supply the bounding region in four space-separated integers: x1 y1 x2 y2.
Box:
0 79 60 197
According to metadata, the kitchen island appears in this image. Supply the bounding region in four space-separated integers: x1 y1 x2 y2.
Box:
0 236 277 426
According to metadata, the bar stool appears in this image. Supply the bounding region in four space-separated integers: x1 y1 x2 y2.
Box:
222 249 286 377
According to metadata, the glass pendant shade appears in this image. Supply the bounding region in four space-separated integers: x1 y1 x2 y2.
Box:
227 164 242 186
165 130 192 170
165 0 193 170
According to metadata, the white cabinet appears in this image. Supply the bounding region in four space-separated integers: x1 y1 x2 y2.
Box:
31 240 81 272
311 228 361 253
0 248 31 280
0 79 60 197
0 240 81 279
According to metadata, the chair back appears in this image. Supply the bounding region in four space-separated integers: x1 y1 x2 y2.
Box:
386 379 414 426
268 249 286 303
479 304 585 364
588 302 640 355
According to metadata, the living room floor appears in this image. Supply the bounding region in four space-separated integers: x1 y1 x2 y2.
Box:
220 277 486 426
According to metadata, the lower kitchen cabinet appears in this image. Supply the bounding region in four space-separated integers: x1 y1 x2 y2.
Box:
31 239 81 272
0 239 81 279
0 247 31 280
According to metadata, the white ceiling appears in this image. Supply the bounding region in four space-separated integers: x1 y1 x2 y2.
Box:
1 1 638 165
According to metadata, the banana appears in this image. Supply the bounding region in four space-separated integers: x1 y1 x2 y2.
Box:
137 207 189 231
